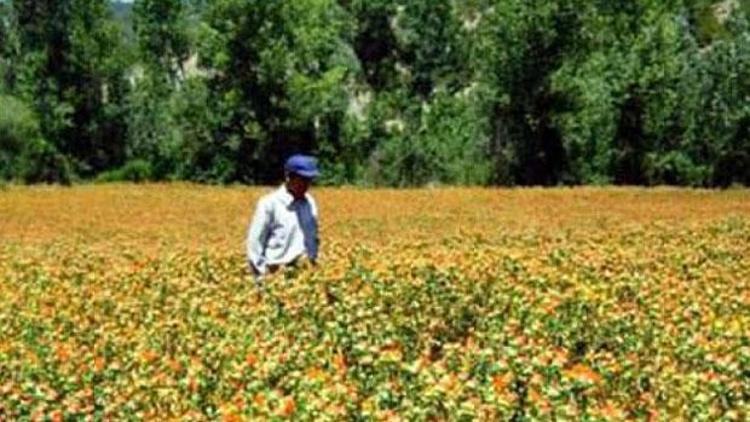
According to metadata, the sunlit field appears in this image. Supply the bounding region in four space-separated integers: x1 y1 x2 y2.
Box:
1 185 749 420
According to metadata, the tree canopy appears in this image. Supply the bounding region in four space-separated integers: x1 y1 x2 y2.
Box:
1 0 748 186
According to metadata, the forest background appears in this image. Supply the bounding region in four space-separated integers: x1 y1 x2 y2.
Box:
0 0 748 187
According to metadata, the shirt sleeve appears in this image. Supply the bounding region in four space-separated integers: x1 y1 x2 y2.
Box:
310 196 320 259
246 198 271 274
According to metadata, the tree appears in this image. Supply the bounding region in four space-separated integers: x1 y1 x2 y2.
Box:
0 2 11 91
552 2 694 185
340 0 492 186
182 0 357 183
3 0 749 186
475 0 589 185
690 12 750 186
553 1 749 186
122 0 193 179
132 0 190 82
10 0 131 178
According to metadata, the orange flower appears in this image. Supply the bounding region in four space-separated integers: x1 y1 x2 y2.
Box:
55 344 70 362
233 394 246 411
188 377 198 393
492 373 513 394
50 410 63 422
598 401 624 419
333 353 347 375
563 363 602 385
275 396 296 418
647 408 659 422
245 353 258 367
168 358 183 373
94 357 106 372
222 412 243 422
253 392 266 408
550 348 568 366
305 366 325 383
141 349 159 364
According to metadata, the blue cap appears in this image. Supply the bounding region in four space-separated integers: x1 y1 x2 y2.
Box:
284 154 320 179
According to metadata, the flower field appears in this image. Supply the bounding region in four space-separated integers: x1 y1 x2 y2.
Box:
1 184 749 420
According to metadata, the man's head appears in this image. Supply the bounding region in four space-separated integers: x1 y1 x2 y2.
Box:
284 154 319 200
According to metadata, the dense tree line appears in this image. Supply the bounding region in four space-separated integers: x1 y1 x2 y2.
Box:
0 0 748 186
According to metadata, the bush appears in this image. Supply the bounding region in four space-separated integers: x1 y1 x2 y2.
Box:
18 138 74 184
643 151 710 187
0 95 73 184
96 159 154 183
0 95 38 180
366 90 492 186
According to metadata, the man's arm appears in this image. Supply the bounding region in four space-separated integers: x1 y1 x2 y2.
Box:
246 198 271 275
310 196 320 262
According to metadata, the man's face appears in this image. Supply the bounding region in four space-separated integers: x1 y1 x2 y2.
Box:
286 173 312 199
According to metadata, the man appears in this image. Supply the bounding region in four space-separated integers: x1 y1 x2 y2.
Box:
246 154 320 284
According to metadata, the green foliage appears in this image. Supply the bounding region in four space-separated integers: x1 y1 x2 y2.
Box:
686 13 750 186
133 0 190 81
367 90 491 186
474 0 590 186
186 0 358 184
0 94 72 184
0 3 12 90
0 94 37 179
338 0 493 186
0 0 748 186
551 1 750 187
124 70 182 179
8 0 131 178
95 159 153 183
17 137 74 184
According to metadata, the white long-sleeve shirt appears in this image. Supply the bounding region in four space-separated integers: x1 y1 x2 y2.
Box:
246 185 319 275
